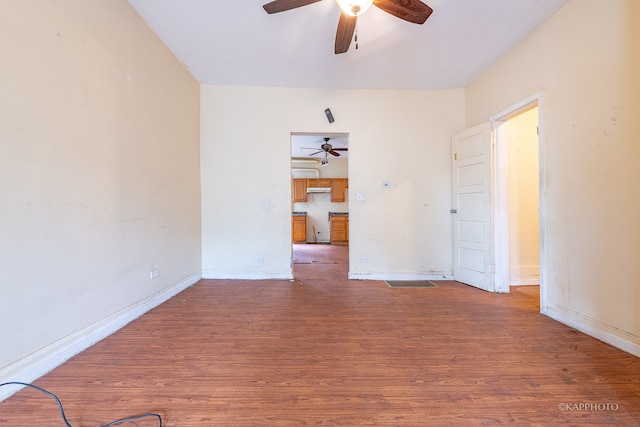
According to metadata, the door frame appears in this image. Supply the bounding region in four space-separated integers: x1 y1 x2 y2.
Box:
290 132 350 277
490 92 545 307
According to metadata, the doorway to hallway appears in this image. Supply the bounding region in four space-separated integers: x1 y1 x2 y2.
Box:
493 95 543 305
451 94 543 300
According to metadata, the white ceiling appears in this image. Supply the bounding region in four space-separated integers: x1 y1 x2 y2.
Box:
126 0 568 159
291 133 349 158
127 0 568 90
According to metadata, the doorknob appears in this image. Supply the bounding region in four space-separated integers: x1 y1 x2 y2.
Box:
450 209 458 214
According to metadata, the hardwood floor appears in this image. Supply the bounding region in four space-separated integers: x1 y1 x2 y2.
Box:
2 244 640 426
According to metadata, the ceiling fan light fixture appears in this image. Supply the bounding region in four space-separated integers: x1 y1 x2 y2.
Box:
335 0 374 16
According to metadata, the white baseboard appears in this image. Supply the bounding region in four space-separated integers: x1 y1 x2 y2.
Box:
202 269 293 280
510 279 540 286
509 266 539 286
0 273 201 402
543 304 640 358
348 273 454 281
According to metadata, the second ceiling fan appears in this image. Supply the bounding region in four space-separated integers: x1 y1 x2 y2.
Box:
263 0 433 54
303 137 348 157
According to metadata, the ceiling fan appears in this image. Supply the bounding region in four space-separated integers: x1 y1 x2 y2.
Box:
263 0 433 54
302 137 348 157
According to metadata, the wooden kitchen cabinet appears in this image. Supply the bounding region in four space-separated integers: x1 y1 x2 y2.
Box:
307 178 331 188
292 215 307 243
292 179 307 202
330 215 348 245
330 178 348 202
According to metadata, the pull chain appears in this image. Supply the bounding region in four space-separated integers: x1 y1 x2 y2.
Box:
355 23 359 50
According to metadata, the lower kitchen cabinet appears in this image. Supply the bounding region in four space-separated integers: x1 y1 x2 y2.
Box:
330 215 348 245
292 215 307 243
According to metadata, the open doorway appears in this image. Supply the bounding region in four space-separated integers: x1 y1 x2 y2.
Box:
290 133 349 276
492 95 542 305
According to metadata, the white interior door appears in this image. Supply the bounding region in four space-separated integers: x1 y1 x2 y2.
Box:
451 123 493 291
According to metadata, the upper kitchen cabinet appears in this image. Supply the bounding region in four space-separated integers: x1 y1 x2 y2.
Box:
307 178 331 188
330 178 348 202
292 179 307 202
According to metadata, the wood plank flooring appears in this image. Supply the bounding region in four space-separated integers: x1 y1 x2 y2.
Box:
2 243 640 426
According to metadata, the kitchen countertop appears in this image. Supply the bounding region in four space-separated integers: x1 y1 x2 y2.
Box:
328 212 348 220
292 211 307 217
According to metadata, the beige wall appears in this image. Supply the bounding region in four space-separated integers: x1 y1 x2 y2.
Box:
201 86 465 279
0 0 201 377
466 0 640 353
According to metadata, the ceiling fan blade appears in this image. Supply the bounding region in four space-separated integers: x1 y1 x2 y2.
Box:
308 151 323 156
263 0 322 14
373 0 433 24
335 13 357 54
332 148 348 151
329 150 342 157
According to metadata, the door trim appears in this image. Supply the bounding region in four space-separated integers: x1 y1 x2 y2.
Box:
490 92 545 302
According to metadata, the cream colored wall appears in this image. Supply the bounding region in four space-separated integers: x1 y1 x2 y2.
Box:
201 86 465 279
466 0 640 352
314 157 349 179
508 107 540 284
0 0 201 375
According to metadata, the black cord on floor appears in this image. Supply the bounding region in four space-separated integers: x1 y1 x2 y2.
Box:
1 382 162 426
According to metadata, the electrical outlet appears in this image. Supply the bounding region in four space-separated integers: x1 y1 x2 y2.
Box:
360 257 370 263
256 257 264 264
150 269 159 279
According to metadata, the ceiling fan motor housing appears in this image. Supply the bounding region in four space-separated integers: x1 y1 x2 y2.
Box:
336 0 375 16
